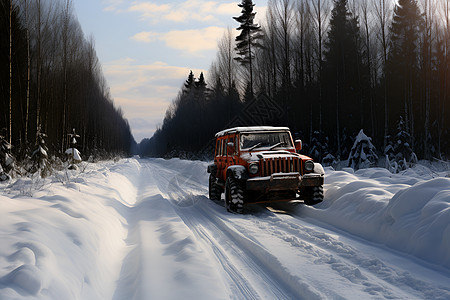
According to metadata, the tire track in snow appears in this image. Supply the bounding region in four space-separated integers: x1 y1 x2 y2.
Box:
134 158 450 299
144 161 273 299
146 159 324 299
240 209 450 299
183 205 327 300
115 159 233 299
190 224 260 299
145 158 381 299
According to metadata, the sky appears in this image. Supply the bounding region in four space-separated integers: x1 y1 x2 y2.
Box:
73 0 268 143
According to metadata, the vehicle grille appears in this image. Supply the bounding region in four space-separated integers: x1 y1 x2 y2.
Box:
260 157 301 177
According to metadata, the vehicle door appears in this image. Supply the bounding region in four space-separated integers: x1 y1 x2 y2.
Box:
215 138 226 180
226 134 238 166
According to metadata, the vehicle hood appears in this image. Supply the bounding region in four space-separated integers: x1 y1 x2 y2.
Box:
241 150 312 162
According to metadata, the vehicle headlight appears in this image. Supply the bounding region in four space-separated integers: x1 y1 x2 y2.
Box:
249 163 259 175
305 160 314 172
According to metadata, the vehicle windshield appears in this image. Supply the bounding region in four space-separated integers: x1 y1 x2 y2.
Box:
240 132 293 151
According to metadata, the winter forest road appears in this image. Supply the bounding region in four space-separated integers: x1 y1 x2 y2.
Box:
111 158 450 300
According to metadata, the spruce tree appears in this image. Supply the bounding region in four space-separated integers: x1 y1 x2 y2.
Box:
233 0 263 98
388 116 418 172
195 72 208 99
31 125 49 177
323 0 366 157
184 70 195 91
386 0 423 140
348 130 378 170
65 128 81 170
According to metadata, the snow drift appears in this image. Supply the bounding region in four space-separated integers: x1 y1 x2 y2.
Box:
301 166 450 269
0 158 449 299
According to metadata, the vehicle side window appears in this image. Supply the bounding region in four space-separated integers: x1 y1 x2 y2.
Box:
215 140 220 157
223 138 227 156
228 135 237 155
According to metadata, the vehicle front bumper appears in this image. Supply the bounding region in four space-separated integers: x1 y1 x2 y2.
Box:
246 172 324 192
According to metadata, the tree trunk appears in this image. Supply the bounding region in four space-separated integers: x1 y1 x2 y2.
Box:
9 0 12 144
36 0 41 135
25 0 30 148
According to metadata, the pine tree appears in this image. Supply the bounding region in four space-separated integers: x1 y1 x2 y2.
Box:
195 72 208 100
386 0 423 141
196 72 206 88
323 0 366 157
184 70 196 91
308 131 330 163
348 129 378 170
31 125 49 177
388 116 418 172
233 0 263 98
65 128 81 170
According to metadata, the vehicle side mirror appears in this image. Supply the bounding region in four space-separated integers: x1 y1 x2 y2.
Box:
295 140 302 152
227 142 235 155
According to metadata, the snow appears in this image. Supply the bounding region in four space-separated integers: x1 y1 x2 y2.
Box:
300 166 450 270
0 158 449 299
65 148 82 162
215 126 290 137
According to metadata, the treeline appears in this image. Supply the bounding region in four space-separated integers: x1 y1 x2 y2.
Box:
139 71 242 157
142 0 449 162
1 0 135 161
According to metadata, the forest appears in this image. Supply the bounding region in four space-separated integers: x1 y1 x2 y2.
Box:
140 0 449 166
0 0 135 172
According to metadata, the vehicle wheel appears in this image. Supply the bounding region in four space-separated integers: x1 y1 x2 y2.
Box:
303 186 324 206
225 176 244 213
209 174 222 201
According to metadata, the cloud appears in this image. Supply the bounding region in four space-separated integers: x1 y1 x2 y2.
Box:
130 32 159 43
105 1 266 25
103 59 206 141
216 3 240 15
130 26 224 54
128 2 171 19
160 27 224 53
121 1 240 24
103 0 128 12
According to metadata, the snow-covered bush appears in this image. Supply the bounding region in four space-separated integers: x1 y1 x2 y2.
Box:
348 129 378 170
385 117 418 173
31 126 50 177
66 129 81 170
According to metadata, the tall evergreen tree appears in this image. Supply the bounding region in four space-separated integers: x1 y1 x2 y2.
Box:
233 0 263 98
386 0 423 145
184 70 195 91
323 0 365 157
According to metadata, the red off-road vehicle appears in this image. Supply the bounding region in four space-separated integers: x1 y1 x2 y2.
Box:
207 126 324 213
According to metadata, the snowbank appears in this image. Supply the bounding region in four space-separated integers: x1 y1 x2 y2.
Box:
0 159 140 299
300 166 450 270
0 157 449 299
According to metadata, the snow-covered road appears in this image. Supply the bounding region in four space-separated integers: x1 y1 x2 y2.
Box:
1 158 450 299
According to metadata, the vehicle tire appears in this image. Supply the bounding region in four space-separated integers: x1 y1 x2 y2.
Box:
225 176 244 213
209 174 222 201
303 186 324 206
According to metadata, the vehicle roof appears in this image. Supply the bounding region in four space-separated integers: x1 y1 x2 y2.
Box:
215 126 291 137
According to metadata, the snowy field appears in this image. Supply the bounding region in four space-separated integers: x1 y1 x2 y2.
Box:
0 158 449 299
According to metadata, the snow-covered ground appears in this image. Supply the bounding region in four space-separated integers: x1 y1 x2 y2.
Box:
0 158 449 299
